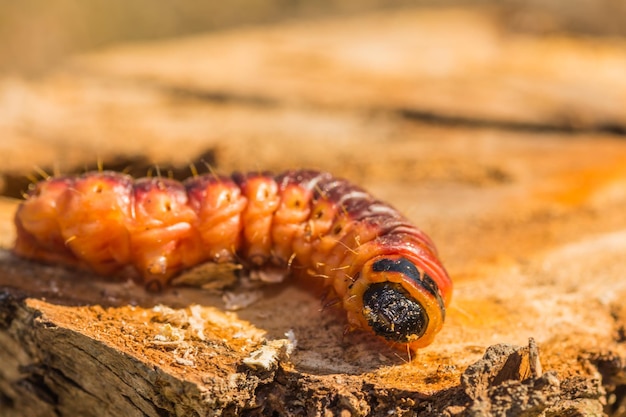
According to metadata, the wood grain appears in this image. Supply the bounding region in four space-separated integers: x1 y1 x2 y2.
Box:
1 6 626 416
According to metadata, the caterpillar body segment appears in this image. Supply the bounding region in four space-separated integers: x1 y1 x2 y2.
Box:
13 169 452 351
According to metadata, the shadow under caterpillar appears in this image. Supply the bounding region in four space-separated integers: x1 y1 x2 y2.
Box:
13 169 452 351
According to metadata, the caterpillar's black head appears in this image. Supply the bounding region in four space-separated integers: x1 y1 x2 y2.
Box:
362 282 428 343
359 255 448 347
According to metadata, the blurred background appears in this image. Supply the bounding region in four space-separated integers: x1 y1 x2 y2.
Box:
2 0 626 76
1 0 626 190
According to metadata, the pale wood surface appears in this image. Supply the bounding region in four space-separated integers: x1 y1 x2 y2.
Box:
1 6 626 416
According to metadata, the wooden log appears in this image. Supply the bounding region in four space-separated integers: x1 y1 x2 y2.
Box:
1 6 626 416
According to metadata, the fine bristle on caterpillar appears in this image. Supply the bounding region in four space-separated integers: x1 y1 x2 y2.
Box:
13 169 452 351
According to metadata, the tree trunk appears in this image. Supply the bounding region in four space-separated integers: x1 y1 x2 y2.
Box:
1 6 626 416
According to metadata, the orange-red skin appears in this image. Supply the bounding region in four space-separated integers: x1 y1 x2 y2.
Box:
13 169 452 350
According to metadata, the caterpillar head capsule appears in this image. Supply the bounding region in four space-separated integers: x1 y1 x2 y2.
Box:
352 255 448 350
362 282 428 343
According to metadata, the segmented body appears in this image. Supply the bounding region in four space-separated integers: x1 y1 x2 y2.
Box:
13 169 452 350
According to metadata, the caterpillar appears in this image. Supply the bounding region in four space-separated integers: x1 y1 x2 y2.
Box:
13 169 452 351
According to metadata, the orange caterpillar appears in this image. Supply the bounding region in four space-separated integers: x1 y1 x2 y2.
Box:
13 170 452 351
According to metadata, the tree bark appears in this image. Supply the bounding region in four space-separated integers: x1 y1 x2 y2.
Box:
1 6 626 416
